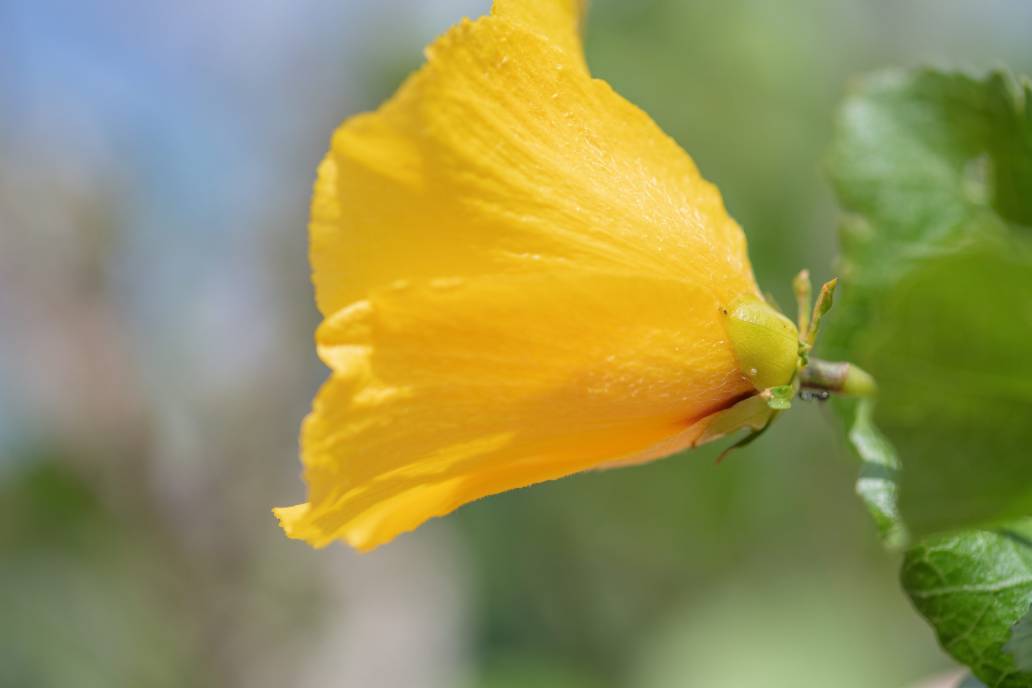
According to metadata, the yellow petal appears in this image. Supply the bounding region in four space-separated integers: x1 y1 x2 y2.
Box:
277 270 754 551
492 0 586 71
309 3 752 316
278 0 764 550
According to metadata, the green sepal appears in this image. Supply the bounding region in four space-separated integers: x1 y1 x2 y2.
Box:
696 395 776 447
722 295 800 391
765 385 794 410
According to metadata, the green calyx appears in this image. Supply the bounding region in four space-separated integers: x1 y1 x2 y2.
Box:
722 295 800 391
723 269 876 405
708 270 876 458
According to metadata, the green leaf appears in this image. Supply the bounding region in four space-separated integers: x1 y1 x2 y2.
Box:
827 67 1032 686
828 70 1031 289
845 398 907 549
902 522 1032 688
826 68 1031 360
826 68 1032 536
858 247 1032 536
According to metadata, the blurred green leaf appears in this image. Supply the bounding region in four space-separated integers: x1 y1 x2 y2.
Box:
827 68 1032 536
902 522 1032 688
826 69 1031 362
828 67 1032 686
861 248 1032 535
828 69 1031 288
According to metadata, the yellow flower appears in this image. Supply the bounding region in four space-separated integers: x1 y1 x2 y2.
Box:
275 0 799 551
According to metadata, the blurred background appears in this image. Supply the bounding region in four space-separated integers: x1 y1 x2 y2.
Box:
2 1 1031 686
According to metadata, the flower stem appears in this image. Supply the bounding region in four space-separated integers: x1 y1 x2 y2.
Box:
799 358 877 397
